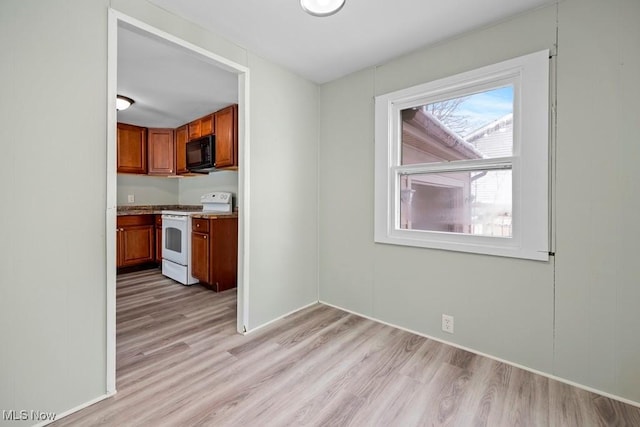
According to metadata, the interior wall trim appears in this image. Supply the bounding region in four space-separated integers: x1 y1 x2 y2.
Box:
243 301 318 335
35 392 115 427
106 7 251 395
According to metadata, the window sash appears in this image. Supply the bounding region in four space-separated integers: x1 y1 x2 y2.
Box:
374 49 549 261
394 157 514 176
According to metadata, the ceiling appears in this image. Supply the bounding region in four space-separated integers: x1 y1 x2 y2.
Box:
148 0 553 84
117 22 238 128
117 0 552 128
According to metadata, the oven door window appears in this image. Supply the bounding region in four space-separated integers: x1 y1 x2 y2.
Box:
165 227 182 253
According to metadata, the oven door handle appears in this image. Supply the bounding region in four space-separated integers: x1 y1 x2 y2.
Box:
162 215 188 222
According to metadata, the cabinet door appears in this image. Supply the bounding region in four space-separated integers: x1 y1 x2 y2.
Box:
148 128 175 175
155 215 162 264
209 217 238 291
116 228 124 268
117 123 147 174
214 105 237 168
191 231 210 283
175 125 189 175
200 114 215 136
120 225 155 267
188 119 201 141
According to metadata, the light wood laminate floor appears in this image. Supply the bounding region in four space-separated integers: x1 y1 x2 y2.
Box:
52 269 640 426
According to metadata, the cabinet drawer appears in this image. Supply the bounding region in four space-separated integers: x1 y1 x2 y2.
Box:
192 218 209 232
117 214 154 228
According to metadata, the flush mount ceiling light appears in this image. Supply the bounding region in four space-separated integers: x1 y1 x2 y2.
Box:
116 95 134 111
300 0 345 17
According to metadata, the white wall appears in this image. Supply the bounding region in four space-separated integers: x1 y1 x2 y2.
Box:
320 0 640 404
0 0 319 420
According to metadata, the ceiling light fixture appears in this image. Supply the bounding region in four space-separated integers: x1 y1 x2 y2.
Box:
300 0 345 17
116 95 134 111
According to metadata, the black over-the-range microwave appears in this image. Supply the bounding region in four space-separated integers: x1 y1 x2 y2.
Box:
186 135 216 172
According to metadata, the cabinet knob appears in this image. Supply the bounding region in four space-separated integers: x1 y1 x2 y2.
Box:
204 235 207 239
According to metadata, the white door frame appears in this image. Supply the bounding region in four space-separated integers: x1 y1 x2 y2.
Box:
106 9 251 394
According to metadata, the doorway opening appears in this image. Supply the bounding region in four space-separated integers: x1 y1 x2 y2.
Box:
107 10 250 394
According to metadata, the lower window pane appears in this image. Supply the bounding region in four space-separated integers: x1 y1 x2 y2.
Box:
400 170 512 237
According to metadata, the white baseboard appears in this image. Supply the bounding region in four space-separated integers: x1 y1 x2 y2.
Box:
36 391 116 427
243 300 318 335
319 300 640 410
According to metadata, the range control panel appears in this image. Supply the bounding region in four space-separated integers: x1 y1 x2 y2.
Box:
201 191 233 212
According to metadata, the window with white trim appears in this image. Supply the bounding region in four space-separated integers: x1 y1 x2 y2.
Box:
374 50 550 260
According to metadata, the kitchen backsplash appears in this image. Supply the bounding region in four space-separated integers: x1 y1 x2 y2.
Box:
179 170 238 205
117 174 179 205
117 170 238 207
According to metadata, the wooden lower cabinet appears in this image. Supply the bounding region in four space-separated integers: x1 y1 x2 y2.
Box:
191 230 210 283
191 217 238 292
117 215 155 268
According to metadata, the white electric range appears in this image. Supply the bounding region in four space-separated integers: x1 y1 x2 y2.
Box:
161 191 232 285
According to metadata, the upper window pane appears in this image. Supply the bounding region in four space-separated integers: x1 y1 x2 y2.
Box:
401 86 514 165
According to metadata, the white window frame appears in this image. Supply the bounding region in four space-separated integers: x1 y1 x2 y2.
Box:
374 50 549 261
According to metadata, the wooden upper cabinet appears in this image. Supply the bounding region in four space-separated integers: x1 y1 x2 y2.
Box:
117 123 147 174
175 125 189 175
214 105 237 168
118 106 236 177
200 114 214 137
188 114 215 141
188 119 201 140
147 128 175 175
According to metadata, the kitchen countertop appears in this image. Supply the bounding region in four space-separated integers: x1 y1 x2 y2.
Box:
117 205 237 218
117 205 202 216
190 212 238 219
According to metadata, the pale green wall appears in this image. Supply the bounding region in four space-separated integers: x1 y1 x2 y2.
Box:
554 0 640 401
319 0 640 404
117 0 319 337
116 171 239 207
0 0 319 421
178 171 239 206
320 4 556 373
117 174 179 205
245 52 320 328
0 0 110 422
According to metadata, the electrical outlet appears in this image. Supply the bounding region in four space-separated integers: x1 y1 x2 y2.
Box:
442 314 454 334
127 194 135 203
